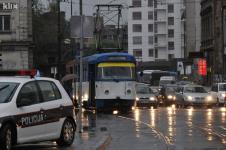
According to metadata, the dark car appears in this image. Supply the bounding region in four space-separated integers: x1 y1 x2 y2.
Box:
157 84 177 106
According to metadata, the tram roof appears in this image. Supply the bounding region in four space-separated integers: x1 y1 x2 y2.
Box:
83 52 136 64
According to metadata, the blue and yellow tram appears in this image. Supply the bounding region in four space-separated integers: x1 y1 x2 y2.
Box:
76 52 137 112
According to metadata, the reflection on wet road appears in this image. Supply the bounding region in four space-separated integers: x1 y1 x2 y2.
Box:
122 107 226 149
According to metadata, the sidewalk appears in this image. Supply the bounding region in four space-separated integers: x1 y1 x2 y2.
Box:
72 111 112 150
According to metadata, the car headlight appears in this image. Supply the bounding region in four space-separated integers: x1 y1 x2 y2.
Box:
187 96 193 101
207 96 213 101
167 95 173 99
136 97 139 101
221 93 226 98
149 97 155 101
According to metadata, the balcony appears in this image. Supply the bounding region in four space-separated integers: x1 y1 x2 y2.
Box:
154 5 167 10
155 19 167 23
154 43 167 48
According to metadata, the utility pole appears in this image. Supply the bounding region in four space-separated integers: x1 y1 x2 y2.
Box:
78 0 83 133
57 0 62 79
71 0 73 16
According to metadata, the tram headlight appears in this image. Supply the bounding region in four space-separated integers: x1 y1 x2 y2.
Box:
127 89 132 95
105 90 109 95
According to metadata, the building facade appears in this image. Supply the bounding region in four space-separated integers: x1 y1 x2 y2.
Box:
200 0 226 84
185 0 201 57
128 0 185 62
0 0 33 70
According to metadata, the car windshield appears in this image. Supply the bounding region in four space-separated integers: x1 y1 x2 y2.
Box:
159 80 175 85
166 87 177 92
0 82 19 103
184 86 207 93
98 66 135 80
219 84 226 91
136 85 153 94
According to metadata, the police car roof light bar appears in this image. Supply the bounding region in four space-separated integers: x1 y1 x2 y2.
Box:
0 69 37 78
17 69 37 78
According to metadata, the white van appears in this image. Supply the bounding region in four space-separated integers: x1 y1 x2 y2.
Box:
159 76 176 86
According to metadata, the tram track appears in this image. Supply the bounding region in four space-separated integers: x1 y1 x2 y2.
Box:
117 115 172 150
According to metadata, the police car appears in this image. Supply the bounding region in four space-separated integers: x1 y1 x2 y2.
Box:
0 70 76 150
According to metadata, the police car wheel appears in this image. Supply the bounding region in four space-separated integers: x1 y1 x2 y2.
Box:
0 124 14 150
57 119 75 147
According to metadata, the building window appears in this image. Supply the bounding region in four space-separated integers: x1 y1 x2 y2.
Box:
154 36 158 43
149 49 154 57
168 29 174 38
154 23 157 33
148 24 153 32
0 15 10 32
168 17 174 25
132 12 142 20
154 0 157 8
132 24 142 32
132 0 141 7
148 36 153 44
168 42 174 50
154 12 157 21
148 0 153 7
168 54 174 60
133 49 142 57
168 4 174 13
155 48 158 58
148 11 153 20
133 36 142 44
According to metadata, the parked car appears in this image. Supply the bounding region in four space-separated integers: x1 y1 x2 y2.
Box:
157 84 177 106
210 83 226 106
135 83 158 108
175 84 217 108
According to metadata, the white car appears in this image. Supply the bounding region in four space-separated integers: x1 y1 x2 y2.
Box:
176 84 217 107
210 83 226 106
0 75 76 150
135 83 158 108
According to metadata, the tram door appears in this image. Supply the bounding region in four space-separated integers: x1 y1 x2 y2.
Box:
89 64 96 107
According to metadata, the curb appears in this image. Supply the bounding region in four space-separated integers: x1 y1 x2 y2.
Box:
95 134 112 150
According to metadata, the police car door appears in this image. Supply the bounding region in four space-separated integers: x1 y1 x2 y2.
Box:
36 80 65 139
16 81 45 143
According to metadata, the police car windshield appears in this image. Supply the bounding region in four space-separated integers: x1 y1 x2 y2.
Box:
0 82 19 103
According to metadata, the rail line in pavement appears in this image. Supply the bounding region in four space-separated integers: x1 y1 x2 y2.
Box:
117 115 172 150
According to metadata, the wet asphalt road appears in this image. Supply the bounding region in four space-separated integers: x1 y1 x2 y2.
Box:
96 107 226 150
13 107 226 150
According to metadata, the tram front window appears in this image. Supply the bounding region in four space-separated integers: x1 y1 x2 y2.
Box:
98 67 135 80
